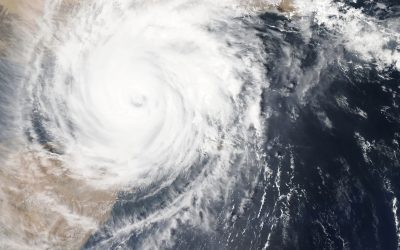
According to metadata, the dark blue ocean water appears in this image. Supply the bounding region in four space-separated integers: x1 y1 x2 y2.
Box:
1 1 399 249
84 1 400 249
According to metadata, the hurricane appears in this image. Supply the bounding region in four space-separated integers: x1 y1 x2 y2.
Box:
0 0 399 249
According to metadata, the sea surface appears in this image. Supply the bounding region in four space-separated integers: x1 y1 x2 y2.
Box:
0 0 399 249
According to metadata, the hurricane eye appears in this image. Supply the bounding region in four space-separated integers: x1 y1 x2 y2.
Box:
130 95 146 108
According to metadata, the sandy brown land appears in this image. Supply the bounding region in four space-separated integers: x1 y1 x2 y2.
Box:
242 0 295 13
0 150 117 249
0 0 45 23
0 0 80 16
0 0 295 17
0 0 294 249
0 0 80 59
277 0 295 12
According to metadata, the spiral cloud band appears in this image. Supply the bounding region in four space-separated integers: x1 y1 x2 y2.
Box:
1 0 400 249
24 0 266 188
3 1 268 248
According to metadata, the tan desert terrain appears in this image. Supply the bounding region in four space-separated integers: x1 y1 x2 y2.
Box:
244 0 295 12
0 0 294 249
0 151 117 249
